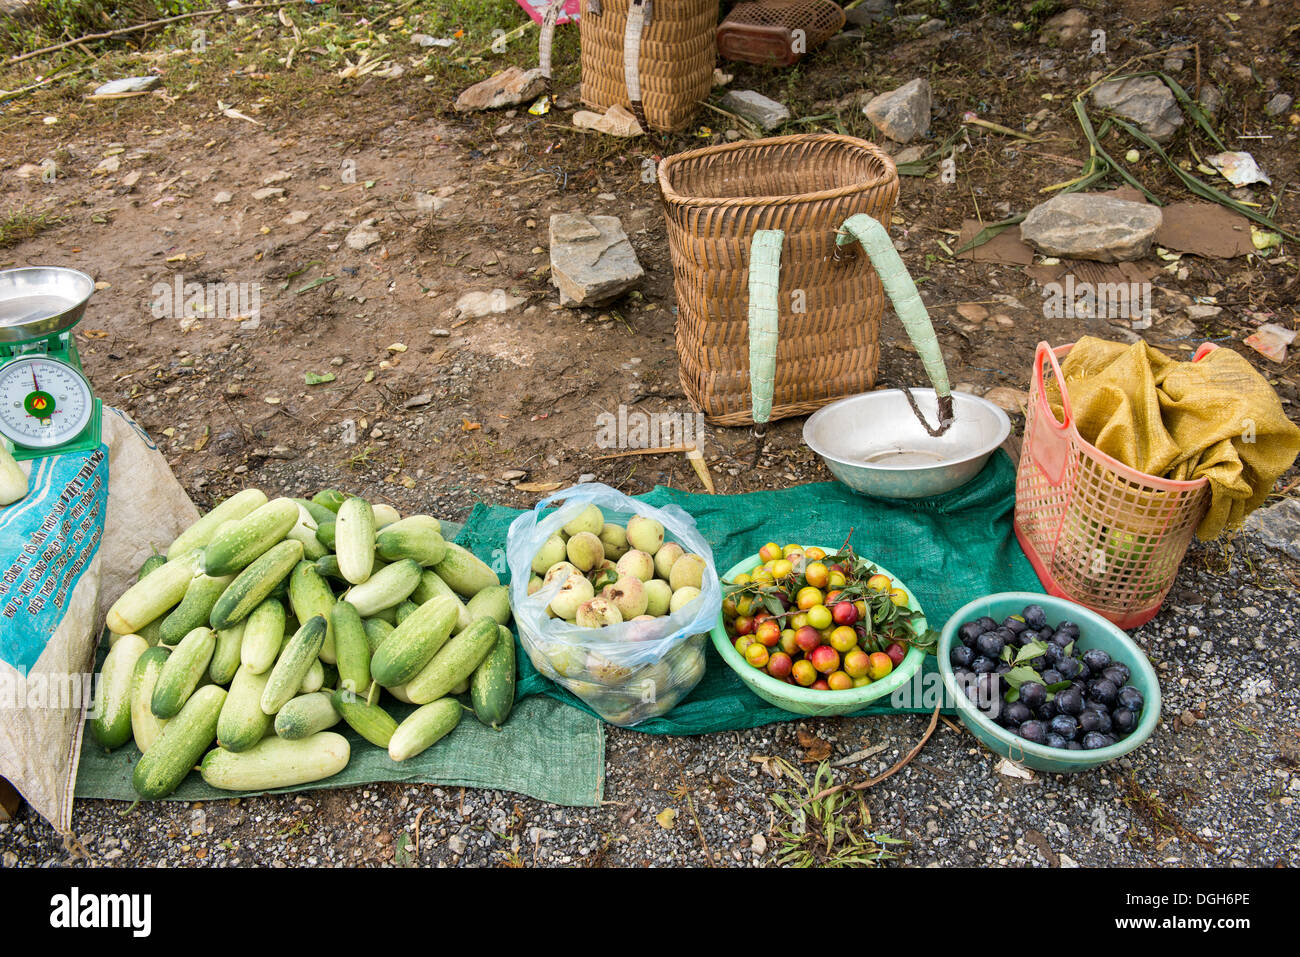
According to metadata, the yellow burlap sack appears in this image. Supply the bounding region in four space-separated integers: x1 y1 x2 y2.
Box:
1047 337 1300 540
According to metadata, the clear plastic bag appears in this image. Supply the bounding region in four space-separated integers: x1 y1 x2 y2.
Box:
506 483 718 726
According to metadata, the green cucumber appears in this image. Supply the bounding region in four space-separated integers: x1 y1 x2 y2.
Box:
240 597 286 674
394 600 419 625
209 539 303 631
342 558 422 617
369 595 459 688
261 615 327 715
289 561 337 664
315 521 336 551
314 553 346 583
274 692 341 740
432 542 500 599
91 633 149 750
151 626 217 719
138 553 168 580
471 625 516 729
217 664 274 752
375 517 447 566
331 601 371 697
372 503 401 528
133 684 226 799
405 617 499 704
389 698 462 762
167 488 268 561
299 658 325 694
159 572 235 646
131 646 171 754
411 570 472 631
286 504 328 561
330 689 398 748
201 731 350 791
106 551 200 636
335 497 376 585
311 488 346 513
464 584 512 627
362 618 395 654
293 497 337 526
201 497 300 576
209 621 245 685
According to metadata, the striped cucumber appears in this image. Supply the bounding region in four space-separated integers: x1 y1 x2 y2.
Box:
394 600 419 625
209 539 303 631
260 615 327 715
167 488 268 561
375 516 446 566
331 601 371 697
217 663 274 752
411 570 472 631
464 584 512 627
274 692 341 740
470 625 516 729
330 689 398 748
405 617 500 704
240 597 286 674
133 684 226 799
369 595 459 688
159 572 236 646
342 558 421 617
130 646 171 754
315 521 336 551
388 698 462 762
335 497 376 585
151 627 217 719
91 633 149 750
289 560 337 664
432 542 500 599
106 551 200 636
286 503 328 561
209 621 245 685
200 731 350 791
362 617 395 654
201 497 300 576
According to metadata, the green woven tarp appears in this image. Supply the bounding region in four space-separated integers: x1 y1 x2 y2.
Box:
73 521 607 808
456 452 1044 734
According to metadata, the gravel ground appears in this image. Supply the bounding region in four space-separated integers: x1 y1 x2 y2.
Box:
3 532 1296 869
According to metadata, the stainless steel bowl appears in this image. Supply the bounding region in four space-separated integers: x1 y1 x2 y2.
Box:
0 267 96 345
803 389 1011 499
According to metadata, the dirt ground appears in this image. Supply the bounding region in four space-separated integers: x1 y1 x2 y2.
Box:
1 0 1298 867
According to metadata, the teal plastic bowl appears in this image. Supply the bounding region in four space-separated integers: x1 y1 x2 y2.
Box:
710 549 927 717
938 592 1162 773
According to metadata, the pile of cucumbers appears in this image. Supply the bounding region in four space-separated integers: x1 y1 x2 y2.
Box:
94 488 516 800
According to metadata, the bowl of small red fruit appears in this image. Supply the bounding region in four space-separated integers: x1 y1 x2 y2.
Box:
711 542 934 716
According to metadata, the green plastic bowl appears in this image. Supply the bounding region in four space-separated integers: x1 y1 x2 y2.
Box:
709 549 928 717
938 592 1162 773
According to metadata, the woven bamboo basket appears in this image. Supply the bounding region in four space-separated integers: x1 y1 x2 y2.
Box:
717 0 847 66
659 134 901 426
579 0 717 132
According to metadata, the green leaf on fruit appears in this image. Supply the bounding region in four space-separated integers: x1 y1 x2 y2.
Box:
1000 644 1014 664
1045 680 1072 694
1002 666 1042 690
1013 640 1048 665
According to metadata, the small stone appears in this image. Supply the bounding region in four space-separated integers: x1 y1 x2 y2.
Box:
724 129 741 141
720 89 790 131
916 18 946 35
345 219 382 250
1184 304 1222 319
1243 497 1300 561
213 191 233 205
956 303 989 322
454 67 547 112
1180 709 1198 727
1265 93 1293 117
1041 8 1089 43
983 387 1029 413
751 834 768 854
282 210 310 225
263 170 293 185
501 469 526 481
251 187 285 201
891 145 928 164
454 289 524 318
992 313 1014 328
403 393 433 409
844 0 895 25
93 155 120 174
93 76 161 96
1198 85 1224 117
549 213 644 307
431 328 451 337
1092 76 1184 144
863 78 932 143
578 473 596 484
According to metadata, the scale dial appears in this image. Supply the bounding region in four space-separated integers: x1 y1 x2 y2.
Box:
0 355 94 449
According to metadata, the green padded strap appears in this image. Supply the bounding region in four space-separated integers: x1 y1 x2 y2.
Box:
836 213 952 400
747 230 783 427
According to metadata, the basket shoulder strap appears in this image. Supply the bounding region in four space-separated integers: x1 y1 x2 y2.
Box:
624 0 649 129
748 230 784 428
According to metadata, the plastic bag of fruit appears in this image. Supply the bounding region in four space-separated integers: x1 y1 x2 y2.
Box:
506 483 719 726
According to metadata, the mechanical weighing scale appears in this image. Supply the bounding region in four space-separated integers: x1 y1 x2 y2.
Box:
0 267 102 461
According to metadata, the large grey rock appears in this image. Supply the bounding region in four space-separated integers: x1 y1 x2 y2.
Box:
863 78 931 143
720 90 790 131
1243 498 1300 561
1091 76 1183 143
1020 193 1163 262
549 213 643 307
844 0 895 25
454 67 546 112
1040 8 1089 44
345 218 382 250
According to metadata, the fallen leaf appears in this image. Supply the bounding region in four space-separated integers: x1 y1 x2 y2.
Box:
832 743 889 767
514 481 562 493
194 427 210 452
363 371 376 383
995 757 1034 780
304 371 336 386
797 729 832 763
82 329 109 339
655 808 677 829
461 419 481 432
387 343 407 353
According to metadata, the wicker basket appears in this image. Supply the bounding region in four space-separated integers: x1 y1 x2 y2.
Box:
717 0 847 66
658 133 902 426
579 0 717 132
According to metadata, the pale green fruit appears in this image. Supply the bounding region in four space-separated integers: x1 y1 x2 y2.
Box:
584 651 633 684
626 515 664 555
562 504 604 538
526 575 544 596
669 585 701 614
599 523 630 561
532 533 567 575
615 548 655 583
601 575 648 619
546 643 587 678
549 573 594 620
542 561 580 587
668 553 707 592
652 542 685 580
643 578 672 617
566 531 605 572
576 597 623 629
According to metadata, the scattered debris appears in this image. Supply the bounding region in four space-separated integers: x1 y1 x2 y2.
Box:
995 757 1034 780
1040 8 1089 44
1020 192 1162 262
1264 93 1293 117
719 89 790 131
862 78 932 143
983 387 1029 414
1243 323 1296 363
344 219 381 251
955 220 1035 265
410 34 456 48
454 289 525 318
549 213 644 307
212 191 233 205
1206 151 1271 188
91 76 161 97
454 67 547 113
572 104 643 137
1091 75 1184 144
1154 202 1255 258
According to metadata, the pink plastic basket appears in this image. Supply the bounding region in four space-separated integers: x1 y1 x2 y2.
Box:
1014 341 1212 629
